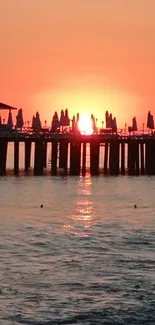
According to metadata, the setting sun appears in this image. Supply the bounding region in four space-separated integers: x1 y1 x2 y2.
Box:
78 115 93 135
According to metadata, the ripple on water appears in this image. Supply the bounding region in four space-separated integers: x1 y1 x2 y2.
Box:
0 176 155 324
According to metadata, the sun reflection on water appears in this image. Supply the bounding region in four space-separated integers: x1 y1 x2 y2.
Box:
78 174 92 196
71 175 94 236
63 174 94 236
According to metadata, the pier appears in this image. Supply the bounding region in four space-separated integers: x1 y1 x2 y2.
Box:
0 104 155 176
0 133 155 176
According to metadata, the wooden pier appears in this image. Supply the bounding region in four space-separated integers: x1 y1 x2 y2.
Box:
0 133 155 176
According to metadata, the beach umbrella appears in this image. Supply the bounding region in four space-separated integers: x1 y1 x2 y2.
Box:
150 114 154 129
109 113 113 128
32 115 36 129
52 112 60 130
16 108 24 128
60 110 65 126
64 108 70 126
0 102 17 110
76 113 80 123
91 114 96 132
112 117 117 133
105 110 109 128
147 111 151 128
7 110 13 128
54 111 59 121
72 115 76 132
35 112 42 129
132 117 138 131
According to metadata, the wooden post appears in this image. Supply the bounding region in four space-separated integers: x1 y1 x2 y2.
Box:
140 142 144 175
43 141 47 168
145 139 155 175
25 140 31 171
59 140 68 173
109 140 120 175
34 139 44 175
135 141 140 175
0 139 8 175
51 140 57 175
103 142 108 175
90 140 100 175
82 141 86 175
70 141 81 175
121 142 125 175
128 140 136 175
14 140 19 174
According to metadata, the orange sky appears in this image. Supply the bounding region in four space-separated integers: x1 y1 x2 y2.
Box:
0 0 155 127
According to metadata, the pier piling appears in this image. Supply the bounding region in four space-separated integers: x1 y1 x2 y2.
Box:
70 141 81 175
90 141 100 175
43 142 47 168
59 140 68 173
34 139 44 175
1 133 155 176
51 140 58 175
25 140 31 172
145 140 155 175
109 140 119 175
82 142 86 175
0 139 8 175
121 142 125 175
103 142 108 174
14 140 19 174
140 143 144 175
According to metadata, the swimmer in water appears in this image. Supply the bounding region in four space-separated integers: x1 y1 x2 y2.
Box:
134 204 137 209
40 204 43 208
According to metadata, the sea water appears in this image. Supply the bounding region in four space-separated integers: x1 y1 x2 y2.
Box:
0 173 155 324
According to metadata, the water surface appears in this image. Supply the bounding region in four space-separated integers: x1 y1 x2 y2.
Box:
0 175 155 324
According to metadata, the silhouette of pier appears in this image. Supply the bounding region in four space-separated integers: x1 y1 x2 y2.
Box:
0 104 155 176
0 133 155 176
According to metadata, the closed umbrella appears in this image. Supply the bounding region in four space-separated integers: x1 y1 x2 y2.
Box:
147 111 151 128
60 110 65 127
35 112 42 129
112 117 117 133
132 117 138 131
7 110 13 128
16 108 24 128
64 109 70 126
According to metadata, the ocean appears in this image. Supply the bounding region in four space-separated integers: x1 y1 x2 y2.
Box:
0 152 155 324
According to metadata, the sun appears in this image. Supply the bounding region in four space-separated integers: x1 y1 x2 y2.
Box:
78 114 93 135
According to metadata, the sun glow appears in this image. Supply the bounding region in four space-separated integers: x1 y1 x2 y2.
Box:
78 115 93 135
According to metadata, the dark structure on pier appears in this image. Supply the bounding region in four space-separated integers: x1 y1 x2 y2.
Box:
0 103 155 177
0 133 155 176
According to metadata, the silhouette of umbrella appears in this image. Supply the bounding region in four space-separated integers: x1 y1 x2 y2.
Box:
60 110 65 126
35 112 42 129
32 115 36 128
7 110 13 128
150 114 154 129
112 117 117 132
147 111 151 128
109 113 113 128
132 117 138 131
91 114 96 131
64 109 70 126
105 111 110 128
16 108 24 128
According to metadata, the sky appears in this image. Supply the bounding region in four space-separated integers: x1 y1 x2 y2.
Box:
0 0 155 127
